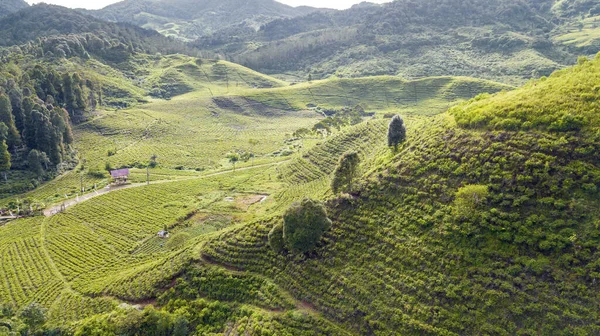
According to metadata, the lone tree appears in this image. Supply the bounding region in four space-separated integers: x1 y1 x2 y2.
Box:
283 198 332 254
226 152 240 171
0 94 20 150
387 114 406 150
331 151 360 194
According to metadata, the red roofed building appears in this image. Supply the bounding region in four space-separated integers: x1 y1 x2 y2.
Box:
110 168 130 184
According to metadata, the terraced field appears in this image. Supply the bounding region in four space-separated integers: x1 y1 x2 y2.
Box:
0 163 282 324
239 76 512 115
0 52 517 332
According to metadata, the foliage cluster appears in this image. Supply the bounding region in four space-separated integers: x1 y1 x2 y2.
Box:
331 151 360 194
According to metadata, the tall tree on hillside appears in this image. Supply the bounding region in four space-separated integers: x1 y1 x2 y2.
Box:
62 73 75 116
0 123 11 176
8 87 24 133
0 94 20 149
331 151 360 194
72 74 87 112
50 107 74 145
27 149 44 176
387 114 406 150
21 96 36 149
31 109 61 165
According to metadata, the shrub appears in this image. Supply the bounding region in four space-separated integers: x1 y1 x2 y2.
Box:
87 170 106 178
454 184 489 219
283 199 332 254
331 151 360 194
166 232 191 249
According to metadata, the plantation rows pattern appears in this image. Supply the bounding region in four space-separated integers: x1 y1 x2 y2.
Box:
245 77 508 114
278 120 387 186
203 114 600 334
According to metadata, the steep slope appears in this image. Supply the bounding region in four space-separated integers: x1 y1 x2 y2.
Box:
0 0 28 17
200 55 600 334
89 0 325 41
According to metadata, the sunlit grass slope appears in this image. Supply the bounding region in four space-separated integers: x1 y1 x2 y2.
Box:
201 59 600 334
240 76 512 115
451 53 600 131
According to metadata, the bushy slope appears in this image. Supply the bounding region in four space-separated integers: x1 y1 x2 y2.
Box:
89 0 324 41
451 53 600 131
201 55 600 334
194 0 579 84
0 0 27 17
0 4 191 57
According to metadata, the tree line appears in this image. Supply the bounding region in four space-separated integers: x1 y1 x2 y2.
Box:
0 63 94 178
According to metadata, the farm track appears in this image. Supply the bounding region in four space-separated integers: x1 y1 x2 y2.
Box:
43 161 289 217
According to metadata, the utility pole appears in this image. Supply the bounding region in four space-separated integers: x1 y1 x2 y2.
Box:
80 174 83 193
146 166 150 185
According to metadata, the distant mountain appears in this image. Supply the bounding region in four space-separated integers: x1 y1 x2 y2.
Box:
88 0 328 41
193 0 597 84
0 0 28 17
0 4 193 61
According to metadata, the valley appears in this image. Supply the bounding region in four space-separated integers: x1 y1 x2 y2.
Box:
0 0 599 335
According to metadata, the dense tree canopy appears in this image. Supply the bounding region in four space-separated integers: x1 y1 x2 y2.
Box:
283 198 332 254
331 151 360 194
387 114 406 149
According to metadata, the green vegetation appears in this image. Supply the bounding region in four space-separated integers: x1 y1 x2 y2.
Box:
331 151 359 194
2 2 600 334
453 184 490 219
188 0 590 83
240 76 512 115
451 53 600 132
0 0 27 17
387 114 406 149
282 198 332 254
90 0 320 41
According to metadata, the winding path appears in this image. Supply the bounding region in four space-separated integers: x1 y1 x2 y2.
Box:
43 161 287 217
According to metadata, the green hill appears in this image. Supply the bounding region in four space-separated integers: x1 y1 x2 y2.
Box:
1 14 599 333
239 76 512 115
192 0 581 84
0 4 192 58
451 55 600 131
88 0 326 41
200 55 600 334
0 0 27 17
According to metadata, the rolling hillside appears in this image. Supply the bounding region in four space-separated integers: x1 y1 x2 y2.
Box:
0 1 599 331
200 54 600 335
88 0 326 41
193 0 581 83
0 0 27 17
1 53 599 334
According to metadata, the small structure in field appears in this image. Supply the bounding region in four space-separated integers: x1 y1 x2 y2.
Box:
158 230 169 238
110 168 130 185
